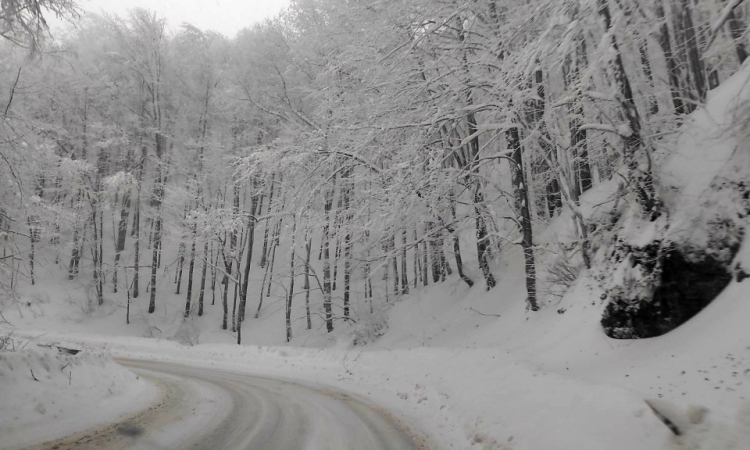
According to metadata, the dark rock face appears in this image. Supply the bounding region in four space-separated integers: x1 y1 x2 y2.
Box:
602 247 733 339
600 149 749 340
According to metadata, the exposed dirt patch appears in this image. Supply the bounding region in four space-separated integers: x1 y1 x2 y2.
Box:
602 246 733 339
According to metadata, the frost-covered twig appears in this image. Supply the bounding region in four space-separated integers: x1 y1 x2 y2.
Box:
579 123 631 137
705 0 745 53
468 307 501 318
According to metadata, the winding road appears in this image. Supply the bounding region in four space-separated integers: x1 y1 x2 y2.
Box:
29 359 426 450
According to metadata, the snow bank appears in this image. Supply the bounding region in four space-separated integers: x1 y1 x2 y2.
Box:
662 60 750 218
659 63 750 265
0 341 156 449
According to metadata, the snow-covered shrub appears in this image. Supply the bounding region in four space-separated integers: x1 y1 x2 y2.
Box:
544 243 583 298
174 315 200 346
28 292 50 306
0 333 19 352
688 156 750 272
66 289 94 317
351 308 389 346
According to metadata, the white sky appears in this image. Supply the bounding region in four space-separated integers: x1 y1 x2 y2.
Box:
73 0 291 37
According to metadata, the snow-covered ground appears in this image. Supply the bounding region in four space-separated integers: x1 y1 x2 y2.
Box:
0 342 156 449
2 53 750 450
4 249 750 450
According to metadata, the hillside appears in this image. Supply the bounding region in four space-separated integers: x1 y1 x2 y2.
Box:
3 61 750 449
2 0 750 449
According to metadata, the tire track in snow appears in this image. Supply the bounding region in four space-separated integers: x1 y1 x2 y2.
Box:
26 359 426 450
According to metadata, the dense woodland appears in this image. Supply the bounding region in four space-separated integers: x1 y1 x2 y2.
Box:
1 0 748 342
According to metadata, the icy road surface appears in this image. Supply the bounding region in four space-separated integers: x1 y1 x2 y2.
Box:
28 359 425 450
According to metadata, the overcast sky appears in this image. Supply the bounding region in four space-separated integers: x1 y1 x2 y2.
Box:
71 0 291 37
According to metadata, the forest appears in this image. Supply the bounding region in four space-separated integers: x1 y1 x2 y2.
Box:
1 0 749 345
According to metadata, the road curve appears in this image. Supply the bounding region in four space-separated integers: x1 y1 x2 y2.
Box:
28 359 427 450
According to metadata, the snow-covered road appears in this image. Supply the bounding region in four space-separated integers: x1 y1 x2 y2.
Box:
28 359 425 450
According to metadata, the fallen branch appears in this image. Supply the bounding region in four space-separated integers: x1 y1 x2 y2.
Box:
645 400 682 436
469 307 502 318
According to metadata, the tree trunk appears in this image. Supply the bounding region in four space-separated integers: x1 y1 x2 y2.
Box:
98 198 104 305
259 174 275 268
222 272 229 330
413 228 420 288
322 181 334 332
422 224 429 287
364 238 371 300
343 173 353 316
286 215 297 343
563 35 593 196
148 132 167 314
450 196 473 288
265 221 281 298
91 206 100 305
599 0 660 219
256 253 270 318
383 249 390 304
462 43 497 288
148 169 164 314
184 219 197 318
655 0 686 115
221 186 240 328
68 204 81 280
427 222 440 283
440 237 450 281
27 217 35 286
236 224 248 323
232 273 238 332
132 144 145 298
175 238 186 294
507 120 538 311
198 237 208 316
473 184 496 289
727 5 748 64
239 181 259 325
400 228 409 295
391 233 399 294
211 240 218 306
671 0 705 112
157 218 163 269
113 183 130 293
332 185 344 292
524 68 562 217
132 200 141 298
680 0 707 105
304 227 312 330
638 42 660 116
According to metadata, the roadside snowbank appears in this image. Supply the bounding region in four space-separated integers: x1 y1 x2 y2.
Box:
0 341 156 449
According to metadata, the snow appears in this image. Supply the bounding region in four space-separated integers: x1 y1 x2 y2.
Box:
4 244 750 449
661 60 750 236
2 60 750 450
0 343 156 449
